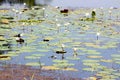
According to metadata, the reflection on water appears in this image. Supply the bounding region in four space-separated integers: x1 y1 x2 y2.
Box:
0 0 35 8
0 0 53 8
0 0 120 8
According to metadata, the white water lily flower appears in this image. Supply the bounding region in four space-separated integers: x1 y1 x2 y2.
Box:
20 33 24 36
62 44 65 48
85 13 90 17
16 37 20 40
64 22 70 26
96 32 100 36
57 24 61 27
42 8 45 10
23 3 26 6
109 10 112 13
73 48 77 51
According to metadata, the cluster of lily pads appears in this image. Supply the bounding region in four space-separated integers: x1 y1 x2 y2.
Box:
0 5 120 79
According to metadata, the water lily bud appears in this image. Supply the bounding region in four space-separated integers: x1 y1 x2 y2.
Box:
97 32 100 36
62 44 65 47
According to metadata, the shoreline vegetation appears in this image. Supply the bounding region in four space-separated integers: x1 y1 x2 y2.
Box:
0 64 82 80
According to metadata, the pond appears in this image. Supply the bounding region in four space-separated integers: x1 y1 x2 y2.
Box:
0 5 120 80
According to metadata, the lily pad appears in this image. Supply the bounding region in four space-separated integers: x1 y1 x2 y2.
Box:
82 67 96 72
25 56 41 59
42 66 59 70
0 36 6 41
62 67 78 71
66 57 80 60
82 59 100 63
2 53 18 57
83 62 100 66
53 59 68 63
0 55 11 61
53 63 74 68
87 55 102 58
26 62 45 66
100 59 113 63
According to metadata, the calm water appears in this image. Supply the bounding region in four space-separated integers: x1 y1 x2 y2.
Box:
0 1 120 79
49 0 120 8
1 0 120 9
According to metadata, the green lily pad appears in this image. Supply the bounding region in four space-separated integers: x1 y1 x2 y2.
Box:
111 54 120 58
53 59 68 63
82 59 100 63
66 57 80 60
53 63 74 67
82 67 96 72
42 66 59 70
87 55 102 58
0 36 6 41
31 54 45 56
26 62 45 66
86 50 101 55
2 53 18 57
36 49 50 52
100 59 113 63
25 56 41 59
83 62 100 66
25 53 45 59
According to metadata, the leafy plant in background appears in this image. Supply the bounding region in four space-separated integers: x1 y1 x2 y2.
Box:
91 10 96 22
91 10 96 19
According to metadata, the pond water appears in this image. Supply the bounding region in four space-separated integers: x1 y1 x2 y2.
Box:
0 4 120 80
1 0 120 9
50 0 120 8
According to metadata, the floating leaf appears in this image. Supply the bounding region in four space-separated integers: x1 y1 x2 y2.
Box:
42 66 59 70
87 55 102 58
0 36 6 41
100 59 113 63
0 55 11 61
31 54 45 57
111 54 120 58
62 68 78 71
2 53 18 57
44 36 54 40
26 62 44 66
25 56 41 59
86 50 101 55
83 63 100 66
53 59 68 63
84 42 100 48
83 68 96 72
82 59 100 63
66 57 80 60
53 63 74 68
36 49 50 52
